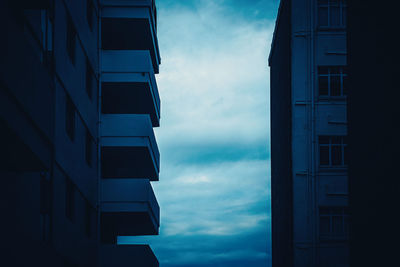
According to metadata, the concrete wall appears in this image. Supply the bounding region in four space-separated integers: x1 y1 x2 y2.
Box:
269 0 293 266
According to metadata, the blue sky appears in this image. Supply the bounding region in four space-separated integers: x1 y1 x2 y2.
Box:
119 0 279 266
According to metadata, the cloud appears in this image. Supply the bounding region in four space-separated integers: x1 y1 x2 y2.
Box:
119 0 278 266
154 0 274 148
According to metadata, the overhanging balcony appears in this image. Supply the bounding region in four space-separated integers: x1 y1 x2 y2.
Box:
100 245 159 267
101 50 160 127
101 114 159 180
100 179 160 243
101 0 160 74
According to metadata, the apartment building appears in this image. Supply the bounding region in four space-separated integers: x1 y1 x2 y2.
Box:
269 0 348 266
0 0 161 266
347 1 400 266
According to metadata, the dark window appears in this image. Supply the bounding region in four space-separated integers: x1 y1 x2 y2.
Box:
320 146 330 165
319 136 347 167
317 0 347 28
318 66 347 97
331 136 342 165
318 76 329 96
66 16 76 64
40 8 54 67
85 129 93 167
343 136 349 165
65 177 75 222
85 201 92 238
86 0 95 31
40 176 51 214
319 206 349 240
22 7 54 67
86 59 93 99
65 95 75 141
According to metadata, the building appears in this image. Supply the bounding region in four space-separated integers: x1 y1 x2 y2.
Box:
0 0 161 266
347 1 400 266
269 0 349 266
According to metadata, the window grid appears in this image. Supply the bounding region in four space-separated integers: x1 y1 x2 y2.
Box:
318 66 347 97
319 136 347 167
319 207 349 240
317 0 347 28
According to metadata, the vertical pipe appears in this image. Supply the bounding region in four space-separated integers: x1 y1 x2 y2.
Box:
97 1 102 265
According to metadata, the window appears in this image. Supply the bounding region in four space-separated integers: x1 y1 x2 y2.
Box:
86 0 95 31
42 8 54 67
65 177 75 222
65 95 75 141
317 0 347 28
86 59 93 99
318 66 347 97
319 136 348 167
85 200 92 238
22 7 54 67
66 15 76 64
319 206 349 240
40 176 50 215
85 129 93 167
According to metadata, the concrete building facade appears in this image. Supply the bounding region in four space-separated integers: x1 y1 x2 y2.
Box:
346 1 400 266
0 0 161 266
269 0 348 266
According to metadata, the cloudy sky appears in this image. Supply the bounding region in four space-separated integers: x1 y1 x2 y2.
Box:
120 0 279 266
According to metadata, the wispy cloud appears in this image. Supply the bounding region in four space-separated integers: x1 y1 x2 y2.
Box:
120 0 278 266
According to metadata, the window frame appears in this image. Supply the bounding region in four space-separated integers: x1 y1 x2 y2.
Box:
318 136 348 168
318 66 348 99
317 0 347 29
319 206 349 241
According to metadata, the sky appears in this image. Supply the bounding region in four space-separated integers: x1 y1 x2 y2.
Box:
119 0 280 266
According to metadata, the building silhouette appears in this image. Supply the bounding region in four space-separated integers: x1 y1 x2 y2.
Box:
347 0 400 266
269 0 349 266
0 0 161 266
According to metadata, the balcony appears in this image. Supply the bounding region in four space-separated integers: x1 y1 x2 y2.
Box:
101 114 159 180
101 0 160 74
100 245 159 267
101 50 160 127
100 179 160 243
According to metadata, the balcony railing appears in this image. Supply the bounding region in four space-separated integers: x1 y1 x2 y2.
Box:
100 244 159 267
101 114 159 180
101 0 160 73
100 179 160 243
101 50 160 127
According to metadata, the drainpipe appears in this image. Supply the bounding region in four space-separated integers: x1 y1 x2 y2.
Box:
97 2 102 266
